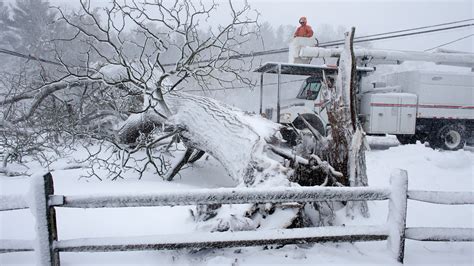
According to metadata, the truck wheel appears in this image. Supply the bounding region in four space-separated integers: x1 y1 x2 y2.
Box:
280 115 325 147
292 114 326 137
433 124 466 151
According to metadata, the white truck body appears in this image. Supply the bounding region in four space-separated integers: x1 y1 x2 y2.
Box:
360 71 474 135
381 71 473 120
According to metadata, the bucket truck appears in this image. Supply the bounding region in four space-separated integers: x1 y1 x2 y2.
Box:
254 39 474 150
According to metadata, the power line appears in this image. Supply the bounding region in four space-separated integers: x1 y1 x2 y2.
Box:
424 34 474 52
322 18 474 46
181 78 306 92
0 48 62 66
344 23 474 46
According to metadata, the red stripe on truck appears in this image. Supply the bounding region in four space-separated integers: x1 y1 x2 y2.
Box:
370 103 474 109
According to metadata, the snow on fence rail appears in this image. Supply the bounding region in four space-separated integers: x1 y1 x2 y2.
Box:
405 189 474 244
55 225 389 253
54 186 391 208
0 169 472 265
407 190 474 205
0 195 29 211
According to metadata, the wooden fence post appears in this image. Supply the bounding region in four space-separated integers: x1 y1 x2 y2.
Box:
32 173 60 266
387 169 408 263
44 173 60 266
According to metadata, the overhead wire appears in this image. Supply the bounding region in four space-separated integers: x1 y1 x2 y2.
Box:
0 48 62 66
321 18 474 46
342 23 474 46
181 78 307 92
423 34 474 52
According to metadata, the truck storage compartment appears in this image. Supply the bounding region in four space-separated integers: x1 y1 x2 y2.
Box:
384 71 474 120
360 93 417 134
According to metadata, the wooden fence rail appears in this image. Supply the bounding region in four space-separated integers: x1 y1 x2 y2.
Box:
0 195 29 211
405 189 474 243
55 186 391 208
407 190 474 205
0 169 473 265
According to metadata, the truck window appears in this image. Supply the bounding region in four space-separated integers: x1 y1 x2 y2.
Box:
297 81 322 100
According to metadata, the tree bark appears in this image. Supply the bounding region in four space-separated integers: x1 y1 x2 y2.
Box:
325 27 369 217
165 148 194 181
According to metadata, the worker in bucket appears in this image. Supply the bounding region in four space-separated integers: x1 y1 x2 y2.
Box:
294 16 313 38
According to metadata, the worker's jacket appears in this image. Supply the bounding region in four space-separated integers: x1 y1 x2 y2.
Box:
294 23 314 38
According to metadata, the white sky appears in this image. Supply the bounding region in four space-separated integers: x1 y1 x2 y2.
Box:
26 0 474 52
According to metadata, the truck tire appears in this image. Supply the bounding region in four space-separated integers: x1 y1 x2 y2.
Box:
292 114 326 137
280 114 326 146
432 123 466 151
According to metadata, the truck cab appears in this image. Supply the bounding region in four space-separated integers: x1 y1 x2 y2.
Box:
279 76 329 129
254 62 372 144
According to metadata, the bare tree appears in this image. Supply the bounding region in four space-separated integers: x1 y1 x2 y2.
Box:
0 0 262 177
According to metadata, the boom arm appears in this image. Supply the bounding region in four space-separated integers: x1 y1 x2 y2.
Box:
298 46 474 69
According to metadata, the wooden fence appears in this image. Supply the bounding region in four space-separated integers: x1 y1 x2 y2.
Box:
0 169 473 265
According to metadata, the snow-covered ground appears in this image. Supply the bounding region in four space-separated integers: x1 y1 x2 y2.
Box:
1 141 473 265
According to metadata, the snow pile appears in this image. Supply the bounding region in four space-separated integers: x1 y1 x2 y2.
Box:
366 135 399 148
366 142 474 191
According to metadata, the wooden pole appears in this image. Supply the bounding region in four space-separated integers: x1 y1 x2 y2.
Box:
277 64 281 123
259 72 264 115
38 173 60 266
387 169 408 263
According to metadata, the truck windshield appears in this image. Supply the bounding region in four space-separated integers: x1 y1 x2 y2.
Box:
296 81 322 100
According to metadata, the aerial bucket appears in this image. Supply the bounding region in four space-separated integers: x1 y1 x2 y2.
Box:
288 37 317 64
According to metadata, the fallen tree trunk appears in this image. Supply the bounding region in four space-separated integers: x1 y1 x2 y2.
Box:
164 92 292 186
118 89 293 187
